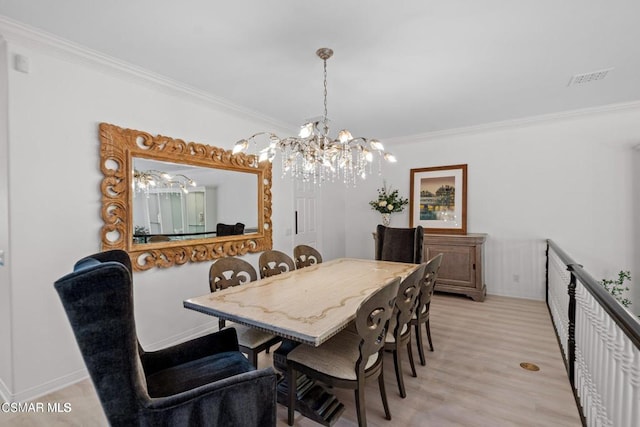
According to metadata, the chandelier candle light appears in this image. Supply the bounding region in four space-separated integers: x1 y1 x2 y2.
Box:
232 48 397 185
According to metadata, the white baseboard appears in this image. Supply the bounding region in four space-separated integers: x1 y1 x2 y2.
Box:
4 367 88 403
2 319 218 403
0 375 11 403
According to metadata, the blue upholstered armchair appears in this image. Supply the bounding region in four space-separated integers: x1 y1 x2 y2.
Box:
54 250 277 427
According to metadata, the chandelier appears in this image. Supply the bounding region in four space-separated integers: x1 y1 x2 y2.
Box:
232 48 396 185
133 169 196 194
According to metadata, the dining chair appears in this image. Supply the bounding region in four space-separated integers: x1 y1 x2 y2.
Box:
258 250 296 278
293 244 323 269
384 263 427 398
216 222 245 236
411 253 444 365
54 249 277 426
375 224 424 264
209 257 282 368
286 277 401 427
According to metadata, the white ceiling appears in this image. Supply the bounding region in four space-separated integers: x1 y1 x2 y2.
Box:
1 0 639 140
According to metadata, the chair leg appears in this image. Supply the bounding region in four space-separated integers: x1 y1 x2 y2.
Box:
354 386 367 427
250 350 258 369
392 348 406 398
426 319 434 351
287 366 297 426
415 323 426 366
407 340 417 378
378 369 391 420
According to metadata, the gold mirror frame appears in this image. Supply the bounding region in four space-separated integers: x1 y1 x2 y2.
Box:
99 123 273 271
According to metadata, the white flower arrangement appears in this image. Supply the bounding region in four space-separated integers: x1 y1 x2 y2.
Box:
369 183 408 213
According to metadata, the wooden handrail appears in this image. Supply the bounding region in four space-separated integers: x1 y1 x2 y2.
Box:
547 239 640 349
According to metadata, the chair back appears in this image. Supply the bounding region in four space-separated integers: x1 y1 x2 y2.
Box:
293 245 323 269
354 277 401 373
415 253 444 320
209 257 258 330
259 250 295 278
375 224 424 264
209 257 258 292
54 250 147 426
390 263 427 339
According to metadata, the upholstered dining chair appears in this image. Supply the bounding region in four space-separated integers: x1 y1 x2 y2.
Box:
54 249 277 427
384 263 427 398
375 224 424 264
293 244 323 269
259 250 296 278
411 253 444 365
286 277 401 427
209 257 282 367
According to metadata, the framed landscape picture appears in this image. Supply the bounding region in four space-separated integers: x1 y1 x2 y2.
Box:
410 164 467 234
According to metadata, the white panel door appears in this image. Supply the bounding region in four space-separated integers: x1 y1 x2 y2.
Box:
293 180 320 250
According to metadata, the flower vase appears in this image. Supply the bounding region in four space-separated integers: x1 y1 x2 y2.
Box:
381 213 391 227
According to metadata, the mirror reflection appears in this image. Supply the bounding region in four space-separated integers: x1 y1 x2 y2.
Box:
132 158 258 244
100 122 273 271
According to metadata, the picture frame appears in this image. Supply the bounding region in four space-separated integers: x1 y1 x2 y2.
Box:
410 164 467 234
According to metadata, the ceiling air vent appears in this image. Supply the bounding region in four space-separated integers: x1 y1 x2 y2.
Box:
568 68 613 86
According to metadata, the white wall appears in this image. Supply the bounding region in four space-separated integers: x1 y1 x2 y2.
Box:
215 172 259 228
0 26 294 401
345 106 640 306
0 37 13 400
633 147 640 314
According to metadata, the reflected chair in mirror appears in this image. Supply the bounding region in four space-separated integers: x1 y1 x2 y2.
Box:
384 263 427 398
286 277 401 427
54 249 277 427
216 222 245 236
259 250 296 278
209 257 282 368
293 245 323 269
411 253 444 366
375 224 424 264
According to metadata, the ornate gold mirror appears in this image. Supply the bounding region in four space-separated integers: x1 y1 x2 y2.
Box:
100 123 272 271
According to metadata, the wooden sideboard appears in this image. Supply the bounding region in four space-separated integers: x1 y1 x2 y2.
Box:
372 231 487 301
424 233 487 301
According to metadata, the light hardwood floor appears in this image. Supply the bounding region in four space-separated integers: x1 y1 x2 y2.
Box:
0 294 582 426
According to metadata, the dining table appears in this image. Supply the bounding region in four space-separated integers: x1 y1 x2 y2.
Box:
184 257 420 426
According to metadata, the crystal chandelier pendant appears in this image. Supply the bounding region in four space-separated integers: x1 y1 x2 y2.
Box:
233 48 397 185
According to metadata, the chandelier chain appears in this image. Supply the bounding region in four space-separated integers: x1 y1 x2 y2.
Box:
322 58 329 136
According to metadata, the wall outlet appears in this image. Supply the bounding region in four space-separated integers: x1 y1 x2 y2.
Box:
513 274 520 283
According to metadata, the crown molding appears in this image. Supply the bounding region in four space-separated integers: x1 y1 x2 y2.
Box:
387 100 640 145
0 15 294 131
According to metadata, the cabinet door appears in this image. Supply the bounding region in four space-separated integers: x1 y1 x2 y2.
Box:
426 244 476 288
